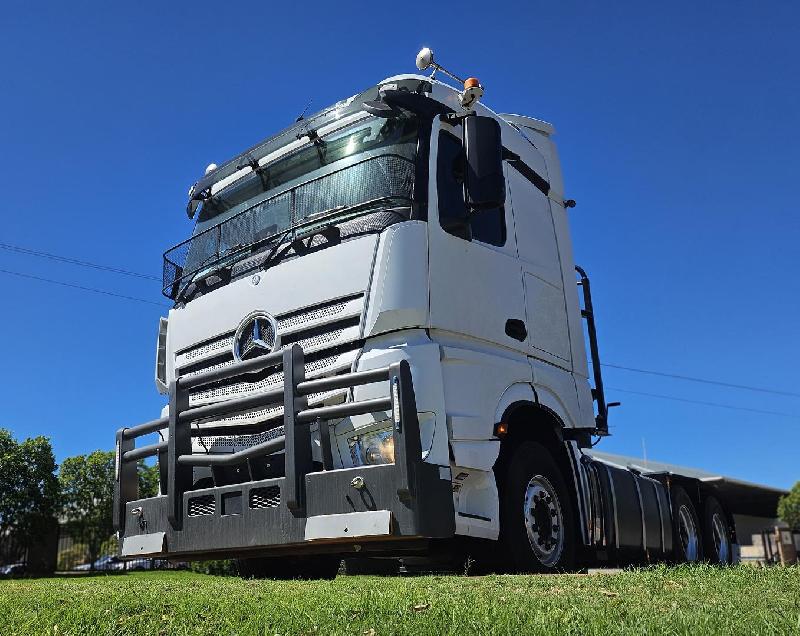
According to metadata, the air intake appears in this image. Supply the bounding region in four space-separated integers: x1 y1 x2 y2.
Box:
187 495 216 517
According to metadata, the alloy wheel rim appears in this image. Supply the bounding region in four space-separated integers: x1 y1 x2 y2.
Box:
678 505 700 562
711 512 729 563
523 475 564 567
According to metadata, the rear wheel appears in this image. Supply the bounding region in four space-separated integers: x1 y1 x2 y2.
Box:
702 496 733 564
499 441 576 572
671 485 703 562
236 556 339 580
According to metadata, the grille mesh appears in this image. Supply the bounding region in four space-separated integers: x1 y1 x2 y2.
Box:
202 424 285 450
187 352 342 406
249 486 281 509
176 295 360 370
182 336 234 362
291 329 344 352
179 296 362 452
279 300 348 331
187 495 215 517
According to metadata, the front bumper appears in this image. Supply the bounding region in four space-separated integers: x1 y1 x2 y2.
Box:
114 345 454 560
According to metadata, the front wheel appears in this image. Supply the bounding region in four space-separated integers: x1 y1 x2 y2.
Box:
499 441 576 572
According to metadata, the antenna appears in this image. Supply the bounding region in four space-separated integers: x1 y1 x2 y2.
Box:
295 100 313 122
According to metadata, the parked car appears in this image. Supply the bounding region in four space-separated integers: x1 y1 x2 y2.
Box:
74 555 126 572
0 563 27 577
127 558 170 571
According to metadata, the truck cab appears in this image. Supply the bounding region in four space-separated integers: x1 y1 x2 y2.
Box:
115 56 739 576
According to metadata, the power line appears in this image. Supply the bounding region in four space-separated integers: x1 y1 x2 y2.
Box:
0 242 161 281
0 268 169 307
606 386 799 420
601 362 800 398
3 241 799 406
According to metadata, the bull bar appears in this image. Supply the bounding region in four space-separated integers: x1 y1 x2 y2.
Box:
113 344 454 559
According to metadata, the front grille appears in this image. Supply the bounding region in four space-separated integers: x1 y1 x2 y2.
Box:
249 486 281 509
177 295 365 452
175 293 363 371
187 495 216 517
279 299 349 331
181 336 232 362
203 425 285 451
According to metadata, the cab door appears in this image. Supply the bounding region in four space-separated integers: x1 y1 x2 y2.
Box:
427 117 528 354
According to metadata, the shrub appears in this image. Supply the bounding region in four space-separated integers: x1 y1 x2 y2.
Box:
188 559 237 576
777 481 800 530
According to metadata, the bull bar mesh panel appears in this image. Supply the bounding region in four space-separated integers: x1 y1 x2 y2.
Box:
249 486 281 509
162 155 414 298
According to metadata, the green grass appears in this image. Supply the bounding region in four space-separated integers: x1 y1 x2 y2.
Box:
1 565 798 635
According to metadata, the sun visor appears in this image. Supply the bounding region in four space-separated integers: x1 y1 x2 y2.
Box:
184 79 435 216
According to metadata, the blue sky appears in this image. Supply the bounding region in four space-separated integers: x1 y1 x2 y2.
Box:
1 2 798 488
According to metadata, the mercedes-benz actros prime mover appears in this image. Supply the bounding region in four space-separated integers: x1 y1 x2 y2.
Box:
114 49 778 577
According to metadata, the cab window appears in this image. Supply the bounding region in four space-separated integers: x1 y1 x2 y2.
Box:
437 130 506 246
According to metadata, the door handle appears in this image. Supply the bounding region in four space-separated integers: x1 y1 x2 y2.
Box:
505 319 527 342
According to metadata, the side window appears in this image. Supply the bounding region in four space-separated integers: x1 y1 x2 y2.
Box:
437 130 506 246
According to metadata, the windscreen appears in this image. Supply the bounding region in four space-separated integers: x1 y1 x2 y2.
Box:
163 111 420 298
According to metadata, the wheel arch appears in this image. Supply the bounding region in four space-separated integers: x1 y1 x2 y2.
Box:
495 400 573 481
493 400 583 547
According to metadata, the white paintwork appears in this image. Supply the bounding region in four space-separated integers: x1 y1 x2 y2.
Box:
166 234 378 381
363 221 429 337
451 440 500 472
344 336 450 468
304 510 392 541
452 467 499 539
427 118 528 356
156 72 601 543
121 532 166 556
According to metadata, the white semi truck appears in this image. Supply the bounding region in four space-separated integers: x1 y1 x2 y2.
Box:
114 49 779 577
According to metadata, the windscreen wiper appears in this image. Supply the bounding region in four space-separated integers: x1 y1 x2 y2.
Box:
259 197 405 272
176 196 408 303
173 243 247 303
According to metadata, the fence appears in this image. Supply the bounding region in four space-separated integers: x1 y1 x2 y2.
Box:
1 526 185 575
56 531 185 572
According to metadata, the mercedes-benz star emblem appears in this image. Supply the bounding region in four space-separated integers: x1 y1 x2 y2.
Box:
232 311 279 362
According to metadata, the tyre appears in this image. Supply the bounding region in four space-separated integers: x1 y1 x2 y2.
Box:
702 496 733 564
236 556 339 580
671 485 703 562
499 441 576 572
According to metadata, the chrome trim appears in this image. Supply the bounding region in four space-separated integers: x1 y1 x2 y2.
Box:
232 311 280 363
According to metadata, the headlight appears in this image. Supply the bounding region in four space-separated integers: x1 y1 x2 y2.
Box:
348 427 395 466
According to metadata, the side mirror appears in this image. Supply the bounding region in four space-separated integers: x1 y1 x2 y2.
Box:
463 116 505 211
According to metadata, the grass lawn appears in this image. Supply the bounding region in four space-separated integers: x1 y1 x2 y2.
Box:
0 565 798 635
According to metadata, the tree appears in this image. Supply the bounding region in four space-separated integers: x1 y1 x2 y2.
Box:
59 450 161 568
0 428 59 562
778 481 800 531
138 460 160 499
59 451 115 569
